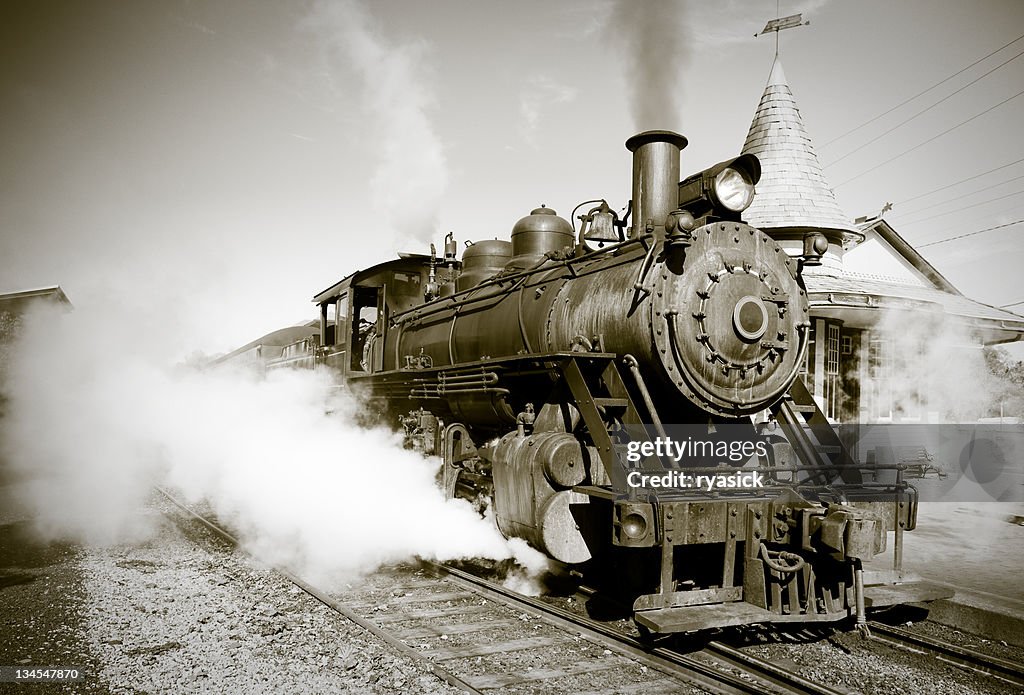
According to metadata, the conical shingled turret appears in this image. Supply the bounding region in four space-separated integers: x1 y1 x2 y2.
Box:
741 59 856 235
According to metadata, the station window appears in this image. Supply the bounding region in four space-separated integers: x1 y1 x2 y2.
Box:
823 323 840 421
868 336 894 420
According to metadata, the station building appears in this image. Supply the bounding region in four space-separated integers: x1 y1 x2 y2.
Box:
740 60 1024 424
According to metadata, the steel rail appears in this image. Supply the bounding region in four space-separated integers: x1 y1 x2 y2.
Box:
868 621 1024 687
154 487 482 695
702 640 852 695
432 562 847 695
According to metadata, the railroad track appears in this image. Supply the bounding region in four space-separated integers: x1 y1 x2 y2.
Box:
866 621 1024 688
431 562 847 695
155 487 846 694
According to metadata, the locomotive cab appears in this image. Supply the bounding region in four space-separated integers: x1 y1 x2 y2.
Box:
313 255 434 376
314 284 351 374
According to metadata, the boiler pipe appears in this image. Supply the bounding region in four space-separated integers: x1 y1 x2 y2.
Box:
622 354 667 440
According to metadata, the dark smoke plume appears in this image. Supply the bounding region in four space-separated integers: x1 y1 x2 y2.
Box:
607 0 691 131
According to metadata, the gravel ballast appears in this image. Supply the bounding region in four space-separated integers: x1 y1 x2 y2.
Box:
1 498 457 695
3 490 1023 694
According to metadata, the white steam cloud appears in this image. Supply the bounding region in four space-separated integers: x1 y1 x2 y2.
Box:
305 0 448 247
851 310 1023 504
856 310 997 422
606 0 691 131
0 303 546 585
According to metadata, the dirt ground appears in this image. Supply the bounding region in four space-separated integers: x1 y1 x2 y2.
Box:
896 502 1024 601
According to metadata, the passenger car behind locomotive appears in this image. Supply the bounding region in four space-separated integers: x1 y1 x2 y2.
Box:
275 131 950 634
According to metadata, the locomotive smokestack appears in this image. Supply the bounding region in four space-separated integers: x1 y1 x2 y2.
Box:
625 130 688 238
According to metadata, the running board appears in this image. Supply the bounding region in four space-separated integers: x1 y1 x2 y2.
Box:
635 581 953 634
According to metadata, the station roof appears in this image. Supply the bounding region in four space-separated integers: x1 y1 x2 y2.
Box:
805 270 1024 326
853 218 961 295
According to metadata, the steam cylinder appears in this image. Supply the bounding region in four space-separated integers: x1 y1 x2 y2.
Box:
490 431 595 563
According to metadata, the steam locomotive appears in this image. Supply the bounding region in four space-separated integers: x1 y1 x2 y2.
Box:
268 131 950 635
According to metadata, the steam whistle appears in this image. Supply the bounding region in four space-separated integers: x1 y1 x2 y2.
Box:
425 243 440 302
443 232 458 265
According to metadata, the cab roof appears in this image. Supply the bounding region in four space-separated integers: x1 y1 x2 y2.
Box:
312 254 430 304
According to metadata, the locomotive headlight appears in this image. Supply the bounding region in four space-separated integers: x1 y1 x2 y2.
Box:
712 166 756 212
614 501 654 546
621 513 648 539
678 153 761 219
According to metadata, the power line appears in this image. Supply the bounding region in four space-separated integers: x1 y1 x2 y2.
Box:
893 188 1024 226
894 157 1024 206
897 172 1024 214
897 197 1024 230
1001 300 1024 308
825 46 1024 167
835 88 1024 187
821 32 1024 148
917 217 1024 248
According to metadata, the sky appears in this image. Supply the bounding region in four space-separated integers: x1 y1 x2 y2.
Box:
2 0 1023 357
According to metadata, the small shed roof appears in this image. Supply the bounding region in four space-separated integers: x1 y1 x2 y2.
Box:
0 285 73 312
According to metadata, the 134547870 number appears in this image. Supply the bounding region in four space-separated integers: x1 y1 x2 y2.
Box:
1 667 84 682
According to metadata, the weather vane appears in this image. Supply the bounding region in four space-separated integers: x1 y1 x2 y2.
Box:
755 12 810 58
